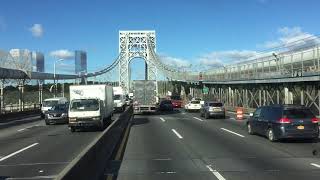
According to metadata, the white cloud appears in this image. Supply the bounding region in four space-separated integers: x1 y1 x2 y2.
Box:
29 24 43 37
199 50 259 66
260 26 320 51
49 49 74 59
0 16 6 31
160 55 192 68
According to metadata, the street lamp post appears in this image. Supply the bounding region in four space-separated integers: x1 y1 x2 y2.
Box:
54 59 64 97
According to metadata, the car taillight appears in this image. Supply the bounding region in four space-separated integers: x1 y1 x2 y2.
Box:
311 117 319 123
278 117 292 123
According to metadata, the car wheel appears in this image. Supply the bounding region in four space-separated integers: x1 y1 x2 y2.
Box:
70 127 75 132
267 128 277 142
247 123 254 135
45 120 49 125
205 112 209 119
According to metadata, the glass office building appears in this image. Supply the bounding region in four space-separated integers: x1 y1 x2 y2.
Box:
75 50 87 75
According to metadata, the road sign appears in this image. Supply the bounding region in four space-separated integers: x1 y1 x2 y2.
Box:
203 87 209 94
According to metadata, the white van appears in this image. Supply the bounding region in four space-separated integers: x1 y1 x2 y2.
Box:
41 97 68 118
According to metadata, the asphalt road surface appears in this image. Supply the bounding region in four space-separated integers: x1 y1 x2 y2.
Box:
0 114 119 180
117 109 320 180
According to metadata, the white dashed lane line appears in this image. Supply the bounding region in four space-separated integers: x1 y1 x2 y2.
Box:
0 143 39 162
160 117 166 122
171 129 183 139
206 164 226 180
221 128 245 138
193 117 204 121
311 163 320 168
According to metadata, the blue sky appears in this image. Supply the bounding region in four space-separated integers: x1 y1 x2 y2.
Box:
0 0 319 79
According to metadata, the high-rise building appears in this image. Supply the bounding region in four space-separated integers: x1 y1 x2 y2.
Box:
31 52 45 85
32 52 44 72
75 50 87 75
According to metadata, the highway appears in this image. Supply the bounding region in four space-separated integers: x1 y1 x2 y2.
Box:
117 110 320 180
0 114 119 179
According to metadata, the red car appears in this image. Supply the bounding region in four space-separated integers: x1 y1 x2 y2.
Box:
170 96 183 108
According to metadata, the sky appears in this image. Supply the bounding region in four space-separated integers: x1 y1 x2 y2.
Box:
0 0 319 79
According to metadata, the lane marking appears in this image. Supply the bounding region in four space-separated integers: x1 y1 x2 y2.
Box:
160 117 166 122
153 158 171 161
6 175 56 180
171 129 183 139
17 128 26 132
221 128 245 138
311 163 320 168
182 113 186 115
206 165 226 180
158 171 176 174
230 117 235 120
17 124 42 132
193 117 204 121
0 162 69 167
0 143 39 162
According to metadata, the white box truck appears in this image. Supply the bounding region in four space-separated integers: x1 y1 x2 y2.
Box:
113 86 126 112
68 85 114 132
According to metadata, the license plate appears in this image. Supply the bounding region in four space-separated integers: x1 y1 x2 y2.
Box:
213 109 221 112
297 125 304 130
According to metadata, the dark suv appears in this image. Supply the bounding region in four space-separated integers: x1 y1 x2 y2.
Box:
247 105 319 141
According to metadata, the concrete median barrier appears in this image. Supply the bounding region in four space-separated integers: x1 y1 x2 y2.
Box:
56 106 133 180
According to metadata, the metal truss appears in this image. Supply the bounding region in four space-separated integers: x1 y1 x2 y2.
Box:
190 82 320 115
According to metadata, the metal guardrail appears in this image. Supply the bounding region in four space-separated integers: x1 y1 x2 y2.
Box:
1 103 40 114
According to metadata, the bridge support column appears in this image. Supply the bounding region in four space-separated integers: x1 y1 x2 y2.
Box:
284 87 293 104
18 83 25 112
300 89 304 105
38 82 43 105
0 80 4 114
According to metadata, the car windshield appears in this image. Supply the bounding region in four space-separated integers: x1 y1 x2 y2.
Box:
284 108 314 119
208 102 223 107
114 95 121 100
43 100 58 107
162 100 172 104
70 99 99 112
191 101 200 104
171 96 181 100
51 104 67 111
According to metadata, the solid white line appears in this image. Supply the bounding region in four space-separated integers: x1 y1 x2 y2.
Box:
160 117 166 122
193 117 204 121
311 163 320 168
0 143 39 162
171 129 183 139
206 165 226 180
221 128 245 138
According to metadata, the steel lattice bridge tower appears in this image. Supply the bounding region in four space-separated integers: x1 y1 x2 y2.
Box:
118 31 157 92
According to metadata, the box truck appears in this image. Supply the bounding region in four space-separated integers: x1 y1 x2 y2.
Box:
68 85 114 132
113 86 126 112
132 80 158 114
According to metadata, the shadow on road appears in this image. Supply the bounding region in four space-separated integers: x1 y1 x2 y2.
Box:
131 117 150 126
